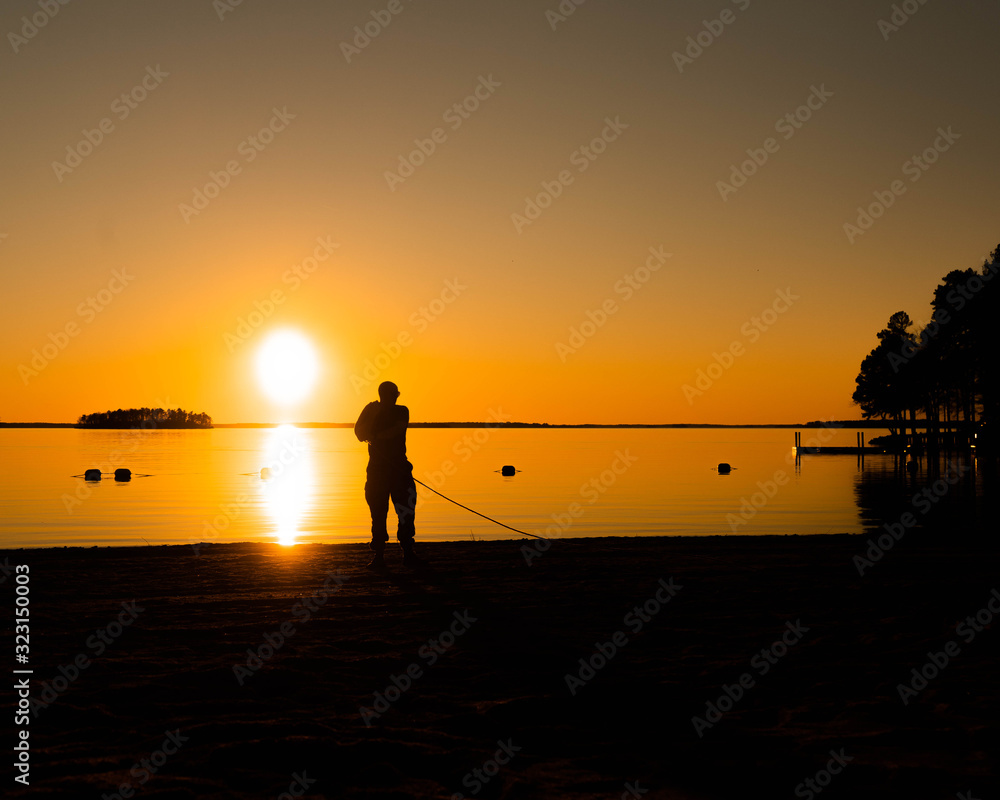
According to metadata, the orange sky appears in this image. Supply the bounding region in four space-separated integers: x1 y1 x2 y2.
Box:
2 1 998 424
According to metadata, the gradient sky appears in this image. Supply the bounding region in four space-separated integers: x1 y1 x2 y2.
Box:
2 0 998 424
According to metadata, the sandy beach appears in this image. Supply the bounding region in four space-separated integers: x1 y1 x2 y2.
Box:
6 535 998 799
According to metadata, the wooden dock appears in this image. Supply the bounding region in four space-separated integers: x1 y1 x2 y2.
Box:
793 429 979 456
794 445 882 455
793 431 884 455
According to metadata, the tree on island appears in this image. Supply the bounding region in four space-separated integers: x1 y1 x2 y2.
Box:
852 243 998 447
77 407 212 429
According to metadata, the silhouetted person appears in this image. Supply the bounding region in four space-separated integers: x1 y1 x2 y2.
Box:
355 381 418 568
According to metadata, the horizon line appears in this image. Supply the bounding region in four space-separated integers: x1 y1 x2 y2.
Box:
0 420 895 429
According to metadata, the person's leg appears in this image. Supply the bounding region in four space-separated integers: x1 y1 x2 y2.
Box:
365 471 390 561
389 463 417 559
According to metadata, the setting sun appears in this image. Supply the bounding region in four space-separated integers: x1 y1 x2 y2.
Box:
255 330 320 406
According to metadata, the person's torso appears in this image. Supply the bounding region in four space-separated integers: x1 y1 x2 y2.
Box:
367 404 408 465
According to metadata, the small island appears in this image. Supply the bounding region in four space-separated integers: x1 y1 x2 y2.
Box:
76 407 213 429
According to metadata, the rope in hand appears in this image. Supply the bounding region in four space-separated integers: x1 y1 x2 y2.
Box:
412 477 550 541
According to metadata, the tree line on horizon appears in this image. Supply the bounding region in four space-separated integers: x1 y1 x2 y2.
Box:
76 408 213 429
853 243 998 445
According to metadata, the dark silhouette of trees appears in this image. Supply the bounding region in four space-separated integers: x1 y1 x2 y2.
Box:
852 311 917 436
852 243 999 448
76 407 212 429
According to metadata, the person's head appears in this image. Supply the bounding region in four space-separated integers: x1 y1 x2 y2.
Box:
378 381 400 404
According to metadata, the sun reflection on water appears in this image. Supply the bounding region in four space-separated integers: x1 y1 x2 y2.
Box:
260 425 314 546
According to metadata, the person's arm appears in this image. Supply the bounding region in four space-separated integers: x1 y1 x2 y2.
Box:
355 401 380 443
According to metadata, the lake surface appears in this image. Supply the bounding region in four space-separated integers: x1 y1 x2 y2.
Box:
0 427 992 548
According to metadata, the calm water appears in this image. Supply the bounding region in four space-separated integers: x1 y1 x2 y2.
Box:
0 427 991 548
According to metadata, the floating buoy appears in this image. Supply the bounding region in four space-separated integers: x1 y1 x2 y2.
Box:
718 463 732 474
84 468 101 481
500 465 516 476
260 467 272 479
114 468 132 482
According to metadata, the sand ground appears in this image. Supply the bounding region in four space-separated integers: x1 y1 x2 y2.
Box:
5 535 999 799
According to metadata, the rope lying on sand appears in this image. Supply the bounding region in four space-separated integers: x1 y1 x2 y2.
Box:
413 478 550 541
413 477 746 566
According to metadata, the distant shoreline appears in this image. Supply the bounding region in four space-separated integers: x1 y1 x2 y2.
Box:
0 421 896 429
